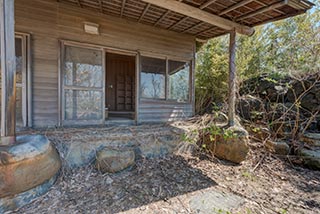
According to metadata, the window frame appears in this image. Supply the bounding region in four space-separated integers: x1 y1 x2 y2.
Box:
140 54 193 104
140 55 167 100
59 40 140 125
0 32 31 127
60 41 106 126
167 59 192 103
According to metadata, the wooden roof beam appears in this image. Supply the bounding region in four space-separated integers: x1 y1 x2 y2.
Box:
168 0 216 30
237 0 288 21
288 0 307 10
196 26 217 36
154 10 170 26
168 16 188 30
219 0 253 16
200 0 218 9
120 0 126 17
76 0 82 8
98 0 103 13
255 0 286 15
182 22 203 33
141 0 255 36
138 3 150 22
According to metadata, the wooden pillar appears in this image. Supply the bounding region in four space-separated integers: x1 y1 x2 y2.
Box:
228 29 236 127
0 0 16 145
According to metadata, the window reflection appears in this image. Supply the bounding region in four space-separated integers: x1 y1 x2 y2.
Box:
168 60 190 102
15 38 23 125
63 46 103 121
64 46 102 88
65 90 102 120
140 56 166 99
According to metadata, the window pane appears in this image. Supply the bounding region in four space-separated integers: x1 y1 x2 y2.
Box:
16 86 23 126
140 56 166 99
15 38 23 84
64 46 103 88
65 90 103 120
168 60 190 102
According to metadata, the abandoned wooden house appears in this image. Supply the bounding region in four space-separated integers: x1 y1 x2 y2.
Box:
0 0 314 212
0 0 314 132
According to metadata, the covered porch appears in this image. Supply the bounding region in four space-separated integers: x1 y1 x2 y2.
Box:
0 0 313 137
0 0 314 212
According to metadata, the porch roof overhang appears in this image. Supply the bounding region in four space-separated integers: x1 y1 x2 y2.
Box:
57 0 313 39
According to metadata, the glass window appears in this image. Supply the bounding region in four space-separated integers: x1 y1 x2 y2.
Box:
168 60 190 102
65 90 103 120
64 46 103 88
63 46 103 122
15 38 23 125
140 56 166 99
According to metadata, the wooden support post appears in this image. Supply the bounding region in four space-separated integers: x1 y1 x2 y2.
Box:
0 0 16 145
228 29 236 127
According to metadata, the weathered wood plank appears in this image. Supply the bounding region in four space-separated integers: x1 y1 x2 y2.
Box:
228 29 236 126
0 0 16 143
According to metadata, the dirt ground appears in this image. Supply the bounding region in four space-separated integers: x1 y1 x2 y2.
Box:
10 122 320 214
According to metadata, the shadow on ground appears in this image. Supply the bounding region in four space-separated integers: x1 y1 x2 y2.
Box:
19 155 217 213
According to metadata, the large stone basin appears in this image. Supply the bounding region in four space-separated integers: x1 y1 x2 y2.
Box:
0 135 61 211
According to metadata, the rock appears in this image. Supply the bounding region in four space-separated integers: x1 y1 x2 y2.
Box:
301 133 320 147
240 73 320 135
64 130 180 168
65 140 135 168
237 95 264 121
138 134 180 158
190 190 244 214
240 74 290 102
202 125 249 164
265 140 290 155
96 149 135 173
299 149 320 170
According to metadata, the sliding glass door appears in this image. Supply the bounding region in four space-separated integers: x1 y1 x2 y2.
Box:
62 44 105 125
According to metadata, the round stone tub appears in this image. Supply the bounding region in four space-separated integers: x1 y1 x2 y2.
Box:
0 135 61 212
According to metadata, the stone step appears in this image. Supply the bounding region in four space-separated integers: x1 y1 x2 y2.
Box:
299 148 320 170
301 132 320 147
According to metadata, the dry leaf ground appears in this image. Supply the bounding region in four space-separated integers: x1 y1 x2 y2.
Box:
11 120 320 214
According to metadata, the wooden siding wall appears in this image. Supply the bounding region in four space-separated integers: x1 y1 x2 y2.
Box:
138 100 193 123
14 0 195 127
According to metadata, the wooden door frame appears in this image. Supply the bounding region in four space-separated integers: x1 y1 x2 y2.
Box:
59 39 139 126
15 32 31 127
106 51 136 114
104 49 138 122
59 40 106 126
